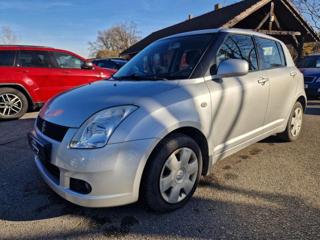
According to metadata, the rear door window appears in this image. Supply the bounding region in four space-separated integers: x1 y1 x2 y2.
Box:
217 34 258 71
255 37 286 70
18 51 53 68
0 51 16 66
53 52 83 69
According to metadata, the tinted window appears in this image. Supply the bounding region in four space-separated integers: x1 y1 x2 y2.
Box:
0 51 16 66
217 34 258 71
18 51 52 68
54 52 83 69
298 56 320 68
113 34 214 80
255 37 285 70
93 60 117 69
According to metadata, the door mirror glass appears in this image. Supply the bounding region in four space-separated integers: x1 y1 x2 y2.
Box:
81 61 94 70
215 59 249 78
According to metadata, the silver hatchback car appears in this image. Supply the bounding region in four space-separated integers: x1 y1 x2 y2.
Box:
28 29 306 212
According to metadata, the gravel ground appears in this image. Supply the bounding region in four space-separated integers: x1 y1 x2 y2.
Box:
0 100 319 240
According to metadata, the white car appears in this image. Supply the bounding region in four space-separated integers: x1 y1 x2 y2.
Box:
29 28 306 212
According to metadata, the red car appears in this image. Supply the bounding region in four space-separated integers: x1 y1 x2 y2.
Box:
0 45 116 120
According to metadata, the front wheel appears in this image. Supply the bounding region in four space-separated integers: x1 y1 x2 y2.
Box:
142 133 202 212
0 88 29 120
278 102 304 142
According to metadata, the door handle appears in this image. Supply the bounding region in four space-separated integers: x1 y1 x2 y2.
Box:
290 71 297 77
258 77 269 85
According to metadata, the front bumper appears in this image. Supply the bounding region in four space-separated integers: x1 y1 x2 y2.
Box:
29 127 157 208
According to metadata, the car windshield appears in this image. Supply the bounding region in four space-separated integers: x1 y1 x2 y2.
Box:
298 56 320 68
113 34 214 80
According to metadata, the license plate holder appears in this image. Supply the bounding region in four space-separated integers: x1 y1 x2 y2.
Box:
28 133 51 164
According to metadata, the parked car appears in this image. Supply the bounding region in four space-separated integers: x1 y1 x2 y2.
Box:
92 58 128 70
298 54 320 98
0 45 116 120
28 29 306 212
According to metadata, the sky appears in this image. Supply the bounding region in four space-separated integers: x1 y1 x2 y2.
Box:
0 0 237 57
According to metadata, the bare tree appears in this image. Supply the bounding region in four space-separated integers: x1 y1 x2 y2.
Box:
89 22 140 58
293 0 320 32
0 26 18 44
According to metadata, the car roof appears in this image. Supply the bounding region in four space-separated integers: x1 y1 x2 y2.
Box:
0 45 86 60
0 45 56 51
93 58 127 62
163 28 281 42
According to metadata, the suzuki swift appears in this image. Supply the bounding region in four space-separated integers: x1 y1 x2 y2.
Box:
28 29 306 212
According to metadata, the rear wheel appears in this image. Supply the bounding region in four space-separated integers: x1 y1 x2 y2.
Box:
0 88 28 120
142 133 202 212
278 102 304 142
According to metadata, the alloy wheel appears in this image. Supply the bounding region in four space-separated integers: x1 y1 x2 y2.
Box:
0 93 23 117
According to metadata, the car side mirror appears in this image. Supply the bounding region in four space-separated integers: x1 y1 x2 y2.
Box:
81 61 94 70
215 59 249 79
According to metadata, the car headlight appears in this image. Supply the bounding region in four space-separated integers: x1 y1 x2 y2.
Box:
70 105 138 149
316 77 320 83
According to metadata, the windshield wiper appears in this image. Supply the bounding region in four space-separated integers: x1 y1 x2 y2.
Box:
112 73 145 80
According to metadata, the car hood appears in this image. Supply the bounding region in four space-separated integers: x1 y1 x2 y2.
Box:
39 80 180 128
299 68 320 77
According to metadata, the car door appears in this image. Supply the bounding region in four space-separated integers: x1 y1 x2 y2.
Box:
205 34 270 158
16 50 55 101
0 50 18 84
254 37 298 127
50 51 103 93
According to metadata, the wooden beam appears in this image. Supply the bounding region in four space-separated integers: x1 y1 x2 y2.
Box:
269 2 275 31
255 30 301 36
273 14 281 30
297 36 305 61
280 0 311 36
292 35 299 47
256 13 270 30
223 0 271 28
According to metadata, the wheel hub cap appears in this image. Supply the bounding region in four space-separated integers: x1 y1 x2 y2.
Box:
159 147 199 204
290 107 303 137
175 169 185 182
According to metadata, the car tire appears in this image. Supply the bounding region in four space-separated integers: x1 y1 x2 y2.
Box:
0 88 29 120
278 102 304 142
142 133 202 212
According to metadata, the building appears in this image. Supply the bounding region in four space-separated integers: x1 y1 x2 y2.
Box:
121 0 319 60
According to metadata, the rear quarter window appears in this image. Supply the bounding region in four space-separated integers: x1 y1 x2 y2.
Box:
0 51 16 66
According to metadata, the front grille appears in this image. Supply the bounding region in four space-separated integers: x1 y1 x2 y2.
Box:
36 117 69 142
304 76 316 84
